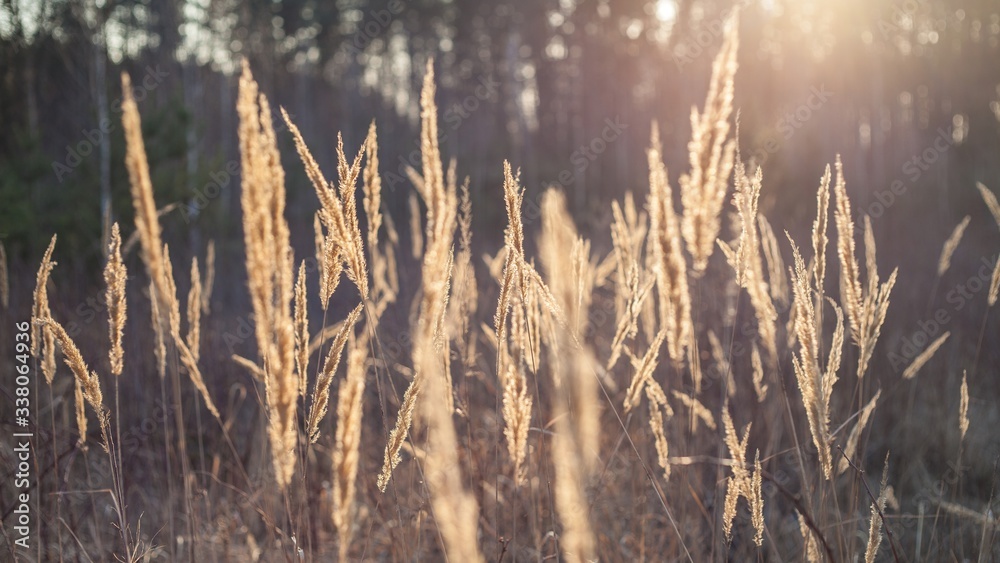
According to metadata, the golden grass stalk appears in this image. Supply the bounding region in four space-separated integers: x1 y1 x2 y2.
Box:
524 196 598 474
812 165 831 333
500 340 532 485
937 215 971 276
162 245 181 338
238 62 298 487
837 389 881 475
721 407 751 541
378 60 464 496
0 241 7 309
409 192 424 259
104 224 127 376
647 122 693 366
758 215 788 307
331 337 367 561
377 369 421 492
405 62 482 562
833 157 862 325
977 182 1000 228
833 159 897 378
45 318 105 420
724 159 777 362
363 121 383 253
539 189 596 339
448 180 478 368
959 370 969 442
902 331 950 380
623 330 667 413
788 235 841 480
149 280 166 378
646 384 672 483
864 456 890 563
160 248 220 419
122 73 168 304
186 257 202 362
361 123 395 312
751 342 768 401
31 235 58 384
552 411 597 563
989 258 1000 307
283 109 368 302
231 354 265 381
307 303 362 443
74 376 88 450
751 449 764 547
799 511 821 562
672 390 716 432
679 10 739 276
294 262 308 396
201 239 215 314
607 265 647 368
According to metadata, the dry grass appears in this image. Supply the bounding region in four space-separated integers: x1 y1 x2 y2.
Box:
104 223 127 376
20 12 997 562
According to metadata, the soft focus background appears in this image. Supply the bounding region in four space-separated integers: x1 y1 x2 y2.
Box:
4 0 1000 262
2 0 1000 560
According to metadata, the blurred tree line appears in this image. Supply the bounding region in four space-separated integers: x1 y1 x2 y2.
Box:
3 0 1000 274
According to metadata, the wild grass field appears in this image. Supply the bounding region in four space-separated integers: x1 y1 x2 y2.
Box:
3 6 1000 563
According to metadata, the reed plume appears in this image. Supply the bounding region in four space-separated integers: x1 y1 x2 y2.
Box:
294 262 308 396
758 215 788 307
788 235 842 480
837 389 881 475
937 216 971 276
977 182 1000 228
680 9 739 276
646 122 692 365
833 158 897 378
672 390 716 432
989 258 1000 306
238 62 298 487
331 336 367 561
722 159 777 362
45 319 105 422
751 342 768 401
864 455 890 563
186 257 201 362
448 180 478 368
74 375 88 450
721 407 755 541
283 109 369 302
902 331 950 380
122 72 173 354
812 166 831 334
307 303 362 443
31 235 58 384
623 330 667 413
104 224 127 376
